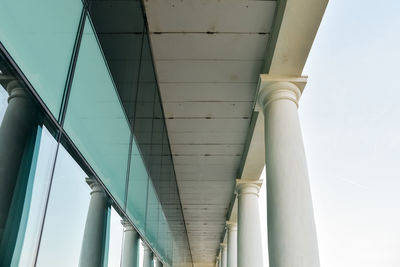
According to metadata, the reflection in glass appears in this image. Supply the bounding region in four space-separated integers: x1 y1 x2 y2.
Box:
35 146 90 267
64 18 130 207
0 65 46 266
126 140 149 235
88 0 145 128
13 127 58 267
145 182 159 250
134 32 157 166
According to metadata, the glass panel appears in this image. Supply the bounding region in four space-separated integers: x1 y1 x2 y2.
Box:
0 125 42 267
0 54 56 267
35 145 91 267
158 210 170 262
13 127 58 267
106 207 123 267
64 18 130 207
88 0 145 129
0 0 83 118
0 85 7 122
134 32 157 166
145 182 159 248
150 90 164 189
126 140 148 234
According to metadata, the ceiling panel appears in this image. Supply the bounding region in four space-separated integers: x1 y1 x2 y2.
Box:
172 144 244 155
163 101 253 118
174 164 237 177
155 60 263 83
144 0 276 33
159 83 257 102
151 33 268 60
166 118 250 132
173 155 241 166
168 132 248 145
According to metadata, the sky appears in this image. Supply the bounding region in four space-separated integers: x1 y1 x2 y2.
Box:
259 0 400 266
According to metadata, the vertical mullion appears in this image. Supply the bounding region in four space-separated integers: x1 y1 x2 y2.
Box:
58 9 87 128
124 25 146 210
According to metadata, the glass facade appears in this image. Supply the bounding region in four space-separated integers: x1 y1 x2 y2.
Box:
0 0 191 266
64 18 131 207
0 0 83 118
35 145 91 267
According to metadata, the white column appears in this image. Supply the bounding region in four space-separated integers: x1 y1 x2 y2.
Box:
0 80 37 241
216 256 220 267
121 220 139 267
236 180 263 267
258 80 319 267
220 243 227 267
79 177 109 267
154 257 163 267
226 222 237 267
143 242 153 267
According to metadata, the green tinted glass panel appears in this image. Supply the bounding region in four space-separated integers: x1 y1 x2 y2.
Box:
36 146 91 267
158 210 171 262
145 182 159 247
13 127 58 267
64 19 130 207
0 0 82 118
126 139 148 234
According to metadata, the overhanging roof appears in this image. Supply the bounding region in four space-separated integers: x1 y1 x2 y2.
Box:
143 0 328 266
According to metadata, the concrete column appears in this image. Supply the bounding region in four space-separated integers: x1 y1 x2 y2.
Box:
258 81 320 267
226 222 237 267
79 177 109 267
236 180 263 267
0 80 37 241
121 220 140 267
143 242 153 267
220 243 227 267
154 257 163 267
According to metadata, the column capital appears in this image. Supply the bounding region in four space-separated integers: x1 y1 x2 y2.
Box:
220 243 227 249
3 79 32 104
142 241 152 251
121 219 135 232
225 221 237 231
235 179 262 197
257 75 307 110
86 177 104 195
0 74 14 84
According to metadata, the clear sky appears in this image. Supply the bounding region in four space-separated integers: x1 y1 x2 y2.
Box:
259 0 400 266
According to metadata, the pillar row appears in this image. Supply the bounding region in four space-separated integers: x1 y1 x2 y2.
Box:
121 220 139 267
220 243 227 267
236 179 263 267
0 80 37 241
79 177 109 267
226 221 237 267
154 257 163 267
258 80 320 267
216 256 220 267
143 242 154 267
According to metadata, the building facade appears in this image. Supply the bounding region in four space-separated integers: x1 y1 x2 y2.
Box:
0 0 328 267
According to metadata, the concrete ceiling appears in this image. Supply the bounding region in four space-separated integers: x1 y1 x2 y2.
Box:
143 0 276 266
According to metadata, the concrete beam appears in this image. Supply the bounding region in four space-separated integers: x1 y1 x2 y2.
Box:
264 0 329 75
